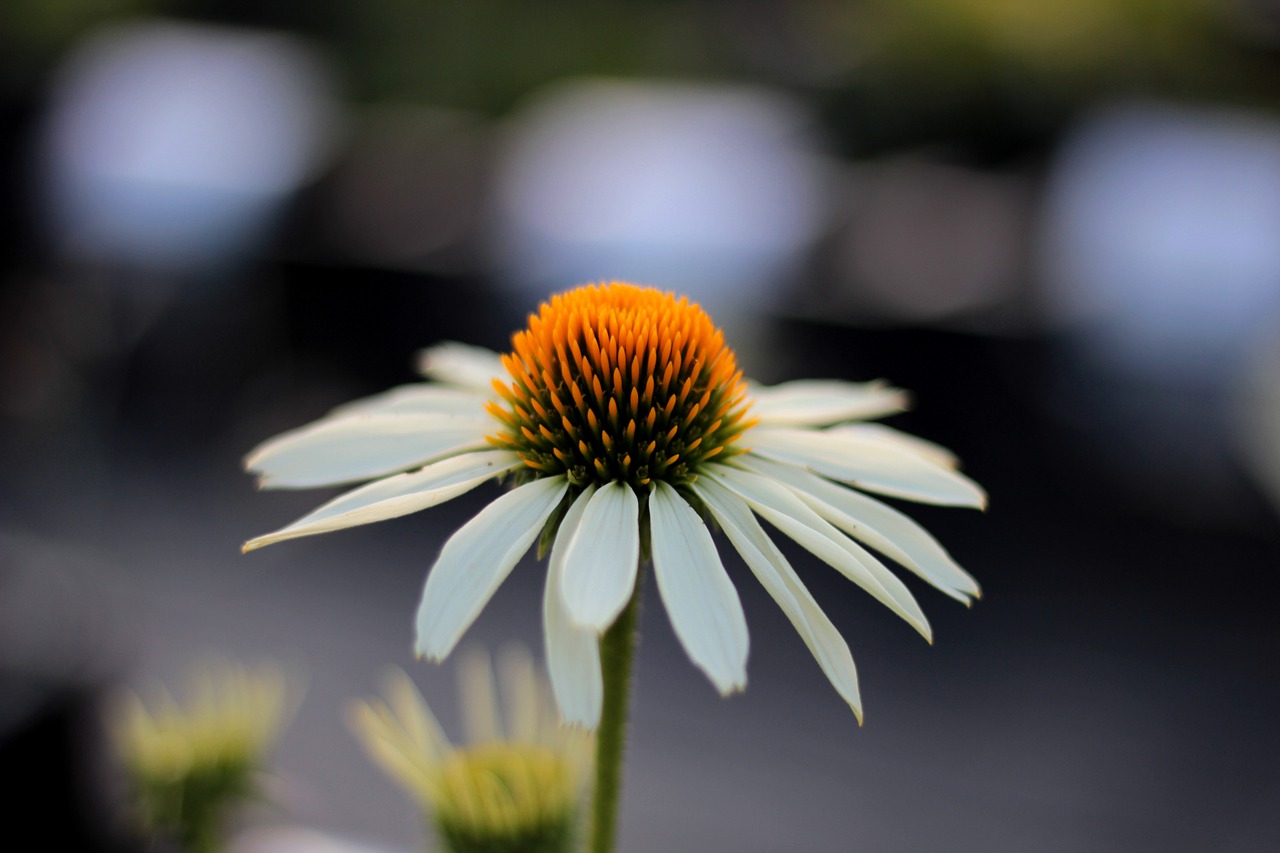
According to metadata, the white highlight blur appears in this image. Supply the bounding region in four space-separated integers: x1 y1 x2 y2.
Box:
491 80 831 318
1040 102 1280 380
41 21 339 271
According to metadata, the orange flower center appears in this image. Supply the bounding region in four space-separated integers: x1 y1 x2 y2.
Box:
486 283 754 488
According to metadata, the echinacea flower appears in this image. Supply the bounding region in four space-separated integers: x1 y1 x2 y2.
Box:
348 647 591 853
245 282 983 726
112 660 291 852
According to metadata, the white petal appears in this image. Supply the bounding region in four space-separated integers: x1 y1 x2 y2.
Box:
496 645 540 743
458 647 502 744
694 478 862 720
827 423 959 469
380 667 450 763
330 384 490 418
416 342 505 390
747 427 986 508
415 477 569 660
544 485 603 727
649 482 748 695
346 700 440 797
243 450 522 551
740 455 980 600
560 481 641 632
246 413 491 489
706 465 932 642
749 379 908 426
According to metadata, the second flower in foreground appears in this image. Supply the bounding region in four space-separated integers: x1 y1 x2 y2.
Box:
244 282 984 726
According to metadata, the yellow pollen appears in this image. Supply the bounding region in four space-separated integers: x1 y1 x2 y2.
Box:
486 282 754 488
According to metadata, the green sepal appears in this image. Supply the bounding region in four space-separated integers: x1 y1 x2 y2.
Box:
637 487 652 564
536 487 576 559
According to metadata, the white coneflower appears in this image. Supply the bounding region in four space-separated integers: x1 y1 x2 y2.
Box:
348 648 591 853
112 660 291 853
244 282 984 725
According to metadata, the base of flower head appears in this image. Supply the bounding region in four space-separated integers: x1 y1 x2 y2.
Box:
113 661 290 853
132 760 259 853
431 742 581 853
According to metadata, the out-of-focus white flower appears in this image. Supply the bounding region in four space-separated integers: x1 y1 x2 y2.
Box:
348 648 591 853
112 660 293 851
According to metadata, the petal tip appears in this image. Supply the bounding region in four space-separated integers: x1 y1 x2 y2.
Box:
563 713 600 732
414 643 445 664
716 676 747 697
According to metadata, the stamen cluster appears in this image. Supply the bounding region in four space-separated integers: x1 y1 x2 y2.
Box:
487 283 754 489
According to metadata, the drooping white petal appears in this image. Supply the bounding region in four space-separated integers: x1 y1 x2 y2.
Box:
740 455 981 601
329 384 490 418
243 450 522 551
747 428 986 508
496 645 540 743
246 413 491 489
694 478 863 721
648 482 748 695
346 699 442 798
749 379 908 426
560 481 640 632
458 646 503 744
827 423 959 469
544 485 603 727
415 477 569 661
706 465 932 642
379 667 450 764
416 342 505 390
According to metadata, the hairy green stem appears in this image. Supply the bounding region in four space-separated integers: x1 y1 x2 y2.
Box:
588 572 643 853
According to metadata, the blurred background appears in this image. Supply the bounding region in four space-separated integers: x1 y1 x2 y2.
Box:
3 1 1280 850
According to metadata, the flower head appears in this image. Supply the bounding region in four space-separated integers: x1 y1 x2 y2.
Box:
112 660 291 850
245 282 984 726
348 648 591 853
487 284 754 489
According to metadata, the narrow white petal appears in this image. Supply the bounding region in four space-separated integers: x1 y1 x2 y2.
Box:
243 450 522 551
740 455 980 600
706 466 932 642
649 482 748 695
560 481 641 632
694 479 862 721
544 485 603 727
380 667 450 763
346 700 441 797
330 384 490 418
748 428 986 508
416 342 505 390
827 423 959 469
749 379 908 426
415 477 569 660
246 413 491 489
496 645 539 743
458 647 503 744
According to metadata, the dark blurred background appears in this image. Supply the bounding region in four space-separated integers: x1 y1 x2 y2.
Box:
3 1 1280 851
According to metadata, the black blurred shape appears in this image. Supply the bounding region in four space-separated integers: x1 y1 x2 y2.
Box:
0 676 138 853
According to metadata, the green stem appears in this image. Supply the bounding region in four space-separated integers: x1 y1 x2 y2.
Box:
588 571 643 853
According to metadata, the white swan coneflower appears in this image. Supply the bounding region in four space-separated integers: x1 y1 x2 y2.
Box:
244 282 984 726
